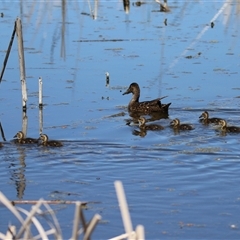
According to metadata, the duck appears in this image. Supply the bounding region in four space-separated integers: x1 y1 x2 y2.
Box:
13 131 38 144
138 116 164 131
170 118 194 130
218 119 240 133
38 134 63 147
123 82 171 114
199 111 223 124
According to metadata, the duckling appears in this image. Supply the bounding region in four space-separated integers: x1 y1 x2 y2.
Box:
123 82 171 114
199 111 223 124
38 134 63 147
13 131 38 144
218 119 240 133
170 118 194 130
138 116 164 131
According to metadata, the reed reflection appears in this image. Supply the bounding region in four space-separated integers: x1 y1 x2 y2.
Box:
13 147 26 199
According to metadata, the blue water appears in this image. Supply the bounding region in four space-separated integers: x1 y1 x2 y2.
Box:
0 1 240 239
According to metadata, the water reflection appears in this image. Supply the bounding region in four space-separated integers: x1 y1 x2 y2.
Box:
132 129 147 137
61 0 66 60
9 147 26 199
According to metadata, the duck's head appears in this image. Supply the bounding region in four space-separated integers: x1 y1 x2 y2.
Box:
170 118 180 127
219 119 227 128
122 82 140 96
199 111 209 119
14 131 25 140
39 134 48 143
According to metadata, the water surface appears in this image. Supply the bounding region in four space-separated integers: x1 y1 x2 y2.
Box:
0 1 240 239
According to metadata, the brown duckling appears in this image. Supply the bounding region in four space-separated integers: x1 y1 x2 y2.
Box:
38 134 63 147
13 131 38 144
218 119 240 133
170 118 194 130
123 82 171 114
138 116 164 131
199 111 223 124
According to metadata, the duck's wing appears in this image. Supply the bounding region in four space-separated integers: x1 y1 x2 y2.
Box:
180 124 194 130
209 117 224 124
139 96 168 107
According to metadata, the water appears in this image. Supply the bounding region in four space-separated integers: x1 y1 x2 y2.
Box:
0 1 240 239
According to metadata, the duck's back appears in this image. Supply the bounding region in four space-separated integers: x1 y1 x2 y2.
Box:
226 126 240 133
179 124 194 130
208 117 223 124
130 100 171 114
45 140 63 147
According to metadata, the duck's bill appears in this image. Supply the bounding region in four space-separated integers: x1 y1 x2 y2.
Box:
122 88 131 95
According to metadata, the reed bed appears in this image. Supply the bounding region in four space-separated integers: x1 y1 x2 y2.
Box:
0 181 144 240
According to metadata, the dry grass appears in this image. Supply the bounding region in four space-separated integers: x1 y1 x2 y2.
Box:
0 181 144 240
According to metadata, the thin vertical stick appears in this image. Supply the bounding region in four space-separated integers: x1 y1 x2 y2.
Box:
94 0 98 20
135 225 145 239
16 18 27 111
39 108 43 135
105 72 110 87
83 214 101 240
71 201 81 240
39 77 43 135
39 77 43 108
61 0 66 60
4 225 16 240
123 0 130 14
22 111 27 138
114 181 133 239
0 21 16 83
0 122 6 141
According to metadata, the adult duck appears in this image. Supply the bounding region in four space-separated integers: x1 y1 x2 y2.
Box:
123 82 171 114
